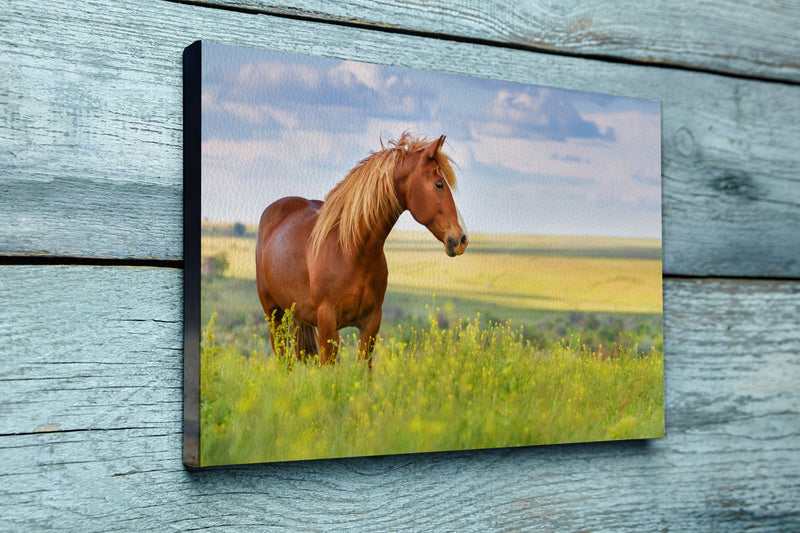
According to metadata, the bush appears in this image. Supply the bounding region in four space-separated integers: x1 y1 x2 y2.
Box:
232 222 247 237
202 252 229 278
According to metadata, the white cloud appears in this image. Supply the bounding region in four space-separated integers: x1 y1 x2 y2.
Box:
363 118 441 144
457 108 661 235
468 109 659 187
219 102 299 128
202 90 217 111
203 138 268 164
329 61 385 91
201 131 336 218
236 60 322 90
203 129 338 166
488 88 550 126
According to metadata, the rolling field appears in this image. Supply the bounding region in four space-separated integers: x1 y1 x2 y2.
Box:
201 224 662 326
198 223 663 465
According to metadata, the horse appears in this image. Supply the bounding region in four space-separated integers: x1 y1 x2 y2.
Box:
255 133 468 368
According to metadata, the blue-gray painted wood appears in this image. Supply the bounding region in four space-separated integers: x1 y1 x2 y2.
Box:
2 0 800 530
194 0 800 82
1 1 799 277
1 266 798 531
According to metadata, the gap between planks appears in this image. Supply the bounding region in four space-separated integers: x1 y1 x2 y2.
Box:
0 256 183 269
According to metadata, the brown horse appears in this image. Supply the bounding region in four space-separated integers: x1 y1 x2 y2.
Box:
255 133 468 367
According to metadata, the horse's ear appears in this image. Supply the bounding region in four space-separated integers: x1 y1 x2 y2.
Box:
425 135 446 159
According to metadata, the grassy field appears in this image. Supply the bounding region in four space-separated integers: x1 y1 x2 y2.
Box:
198 222 663 465
201 224 662 332
201 310 663 465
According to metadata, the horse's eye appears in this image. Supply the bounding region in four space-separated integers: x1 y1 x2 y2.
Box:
435 181 444 190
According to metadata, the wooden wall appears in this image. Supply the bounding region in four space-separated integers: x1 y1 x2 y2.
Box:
2 1 798 530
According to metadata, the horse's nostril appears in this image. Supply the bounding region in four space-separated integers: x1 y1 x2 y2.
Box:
461 234 468 245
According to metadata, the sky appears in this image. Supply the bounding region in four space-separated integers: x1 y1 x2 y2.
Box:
200 42 662 239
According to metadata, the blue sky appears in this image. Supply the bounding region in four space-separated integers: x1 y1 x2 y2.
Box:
200 42 661 239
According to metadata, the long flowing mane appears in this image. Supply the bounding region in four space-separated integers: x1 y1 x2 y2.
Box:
309 132 456 257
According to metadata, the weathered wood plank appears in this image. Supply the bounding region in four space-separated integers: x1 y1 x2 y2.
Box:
1 0 799 277
192 0 800 83
0 266 183 435
1 266 798 530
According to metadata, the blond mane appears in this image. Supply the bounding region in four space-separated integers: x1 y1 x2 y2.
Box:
309 132 456 257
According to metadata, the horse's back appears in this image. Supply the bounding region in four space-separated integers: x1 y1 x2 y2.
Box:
257 196 321 237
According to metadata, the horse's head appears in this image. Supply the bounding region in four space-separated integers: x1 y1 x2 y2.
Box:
397 135 468 257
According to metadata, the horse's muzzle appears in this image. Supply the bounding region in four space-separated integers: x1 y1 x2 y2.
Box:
445 233 469 257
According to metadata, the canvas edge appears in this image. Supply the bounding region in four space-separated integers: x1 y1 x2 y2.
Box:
183 40 203 468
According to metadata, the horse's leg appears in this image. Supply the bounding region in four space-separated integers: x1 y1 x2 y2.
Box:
295 322 319 361
267 307 285 355
316 304 340 365
256 272 284 355
358 311 382 370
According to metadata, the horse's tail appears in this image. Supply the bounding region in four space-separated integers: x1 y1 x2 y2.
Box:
296 322 319 361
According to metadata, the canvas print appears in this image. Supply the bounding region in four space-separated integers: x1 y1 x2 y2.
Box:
183 40 663 467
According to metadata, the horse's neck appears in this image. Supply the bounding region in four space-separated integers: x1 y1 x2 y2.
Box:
358 209 401 259
391 156 413 210
348 160 408 259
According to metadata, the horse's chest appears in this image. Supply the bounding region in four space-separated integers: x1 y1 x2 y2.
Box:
310 255 387 327
338 270 387 322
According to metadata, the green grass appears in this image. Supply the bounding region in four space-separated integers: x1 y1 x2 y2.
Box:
200 310 663 466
